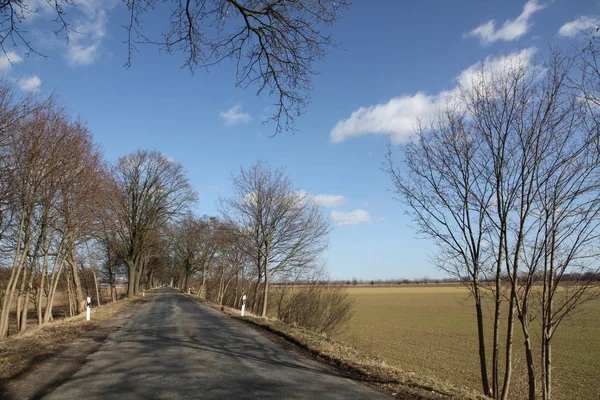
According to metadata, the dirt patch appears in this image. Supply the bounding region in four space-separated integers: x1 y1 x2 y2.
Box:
0 292 154 399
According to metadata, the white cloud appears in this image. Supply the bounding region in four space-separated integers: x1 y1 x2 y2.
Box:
330 93 429 144
0 53 41 93
558 16 600 37
220 104 252 126
312 194 348 208
294 191 348 207
66 0 118 66
18 76 42 92
466 0 545 45
0 52 23 74
330 209 373 226
330 48 536 144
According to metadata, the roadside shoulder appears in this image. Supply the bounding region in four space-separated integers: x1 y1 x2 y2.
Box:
0 293 155 399
192 298 483 400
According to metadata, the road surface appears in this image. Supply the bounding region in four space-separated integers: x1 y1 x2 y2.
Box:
44 288 388 399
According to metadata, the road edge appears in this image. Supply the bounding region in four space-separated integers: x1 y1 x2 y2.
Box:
183 295 483 400
1 294 154 400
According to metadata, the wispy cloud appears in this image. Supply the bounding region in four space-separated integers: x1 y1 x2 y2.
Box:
219 104 252 126
18 76 42 92
330 48 536 144
66 0 118 66
22 0 58 20
330 209 373 226
559 15 600 37
466 0 545 45
312 194 348 208
295 191 348 208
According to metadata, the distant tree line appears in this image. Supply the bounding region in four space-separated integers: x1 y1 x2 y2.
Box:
320 277 464 285
327 272 600 286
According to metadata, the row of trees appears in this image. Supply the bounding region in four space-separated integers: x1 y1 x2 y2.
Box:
136 162 332 320
0 89 200 338
388 45 600 400
0 97 336 338
0 91 107 337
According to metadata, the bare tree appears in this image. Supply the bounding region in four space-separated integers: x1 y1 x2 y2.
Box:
385 108 495 396
169 215 219 294
387 49 600 399
0 99 107 337
211 223 249 306
219 162 330 317
109 150 197 298
0 1 74 57
0 1 350 133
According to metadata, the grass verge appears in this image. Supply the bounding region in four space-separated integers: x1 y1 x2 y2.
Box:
201 301 483 400
0 292 154 386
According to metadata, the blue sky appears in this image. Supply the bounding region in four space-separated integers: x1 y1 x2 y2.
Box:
4 0 599 279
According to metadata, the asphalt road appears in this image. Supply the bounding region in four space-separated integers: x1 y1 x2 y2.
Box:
44 288 388 399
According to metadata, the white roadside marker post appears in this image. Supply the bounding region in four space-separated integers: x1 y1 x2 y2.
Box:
143 290 145 297
86 296 91 321
241 294 247 317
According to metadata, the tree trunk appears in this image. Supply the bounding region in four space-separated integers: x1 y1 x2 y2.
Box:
473 284 491 397
233 272 239 308
91 268 101 306
252 251 262 313
19 263 36 333
65 269 75 317
543 333 552 400
148 270 155 290
217 268 225 304
37 247 50 325
501 213 525 400
261 261 269 317
68 242 85 313
19 287 30 333
200 262 208 299
134 261 145 295
492 274 501 399
523 326 536 400
220 274 233 306
0 212 29 338
44 251 66 324
127 262 136 298
542 218 556 400
16 264 28 332
252 274 261 314
492 225 505 399
500 282 517 400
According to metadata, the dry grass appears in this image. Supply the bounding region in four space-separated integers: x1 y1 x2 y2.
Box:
212 285 599 399
4 287 128 335
339 285 600 400
0 292 153 385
